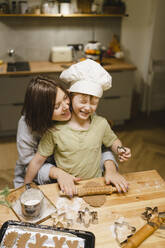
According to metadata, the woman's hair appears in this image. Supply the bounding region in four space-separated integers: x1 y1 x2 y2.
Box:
22 75 69 135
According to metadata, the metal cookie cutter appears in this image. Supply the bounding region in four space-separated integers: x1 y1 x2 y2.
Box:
141 206 159 227
77 207 98 227
117 146 127 154
51 210 73 228
114 221 136 246
141 206 165 229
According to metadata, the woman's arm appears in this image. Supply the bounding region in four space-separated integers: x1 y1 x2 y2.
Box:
14 116 40 188
16 116 39 165
101 145 118 170
24 152 47 184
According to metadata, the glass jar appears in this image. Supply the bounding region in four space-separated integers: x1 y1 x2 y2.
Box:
59 0 71 15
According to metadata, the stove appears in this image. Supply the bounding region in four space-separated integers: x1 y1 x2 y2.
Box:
7 61 30 72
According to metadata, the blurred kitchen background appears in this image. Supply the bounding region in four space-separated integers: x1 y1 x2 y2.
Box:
0 0 165 189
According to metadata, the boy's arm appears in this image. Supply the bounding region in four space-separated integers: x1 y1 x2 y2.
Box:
111 138 131 162
111 138 122 154
24 152 47 184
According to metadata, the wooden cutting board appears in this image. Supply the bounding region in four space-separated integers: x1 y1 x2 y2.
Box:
5 183 56 224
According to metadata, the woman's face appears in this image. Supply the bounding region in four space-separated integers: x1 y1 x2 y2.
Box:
52 87 71 121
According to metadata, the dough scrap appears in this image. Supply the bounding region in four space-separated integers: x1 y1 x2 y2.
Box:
82 181 106 207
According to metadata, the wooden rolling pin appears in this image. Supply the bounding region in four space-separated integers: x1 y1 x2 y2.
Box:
60 185 117 197
122 216 163 248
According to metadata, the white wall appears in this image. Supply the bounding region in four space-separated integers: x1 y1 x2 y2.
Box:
121 0 165 112
0 18 121 62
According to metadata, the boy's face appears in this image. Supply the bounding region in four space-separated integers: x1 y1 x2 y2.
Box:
71 93 99 120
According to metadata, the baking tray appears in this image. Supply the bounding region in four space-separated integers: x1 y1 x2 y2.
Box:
0 220 95 248
5 183 56 224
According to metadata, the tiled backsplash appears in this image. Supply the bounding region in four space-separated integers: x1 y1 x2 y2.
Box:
0 17 121 62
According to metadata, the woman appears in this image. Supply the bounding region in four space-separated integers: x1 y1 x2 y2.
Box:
14 75 117 188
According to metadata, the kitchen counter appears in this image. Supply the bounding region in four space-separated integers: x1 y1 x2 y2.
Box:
0 58 136 76
0 170 165 247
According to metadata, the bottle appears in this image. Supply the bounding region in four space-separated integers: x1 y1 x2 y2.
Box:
42 0 49 14
11 0 18 13
19 0 28 14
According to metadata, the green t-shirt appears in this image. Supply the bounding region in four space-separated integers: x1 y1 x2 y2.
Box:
38 115 117 179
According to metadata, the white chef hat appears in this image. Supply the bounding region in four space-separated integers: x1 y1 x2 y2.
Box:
60 59 112 98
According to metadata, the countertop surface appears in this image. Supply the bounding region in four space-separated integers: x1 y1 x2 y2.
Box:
0 58 136 76
0 170 165 247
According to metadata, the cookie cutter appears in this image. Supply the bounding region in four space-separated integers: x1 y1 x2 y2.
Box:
117 146 126 154
51 210 73 228
114 220 136 246
77 207 98 227
141 206 165 229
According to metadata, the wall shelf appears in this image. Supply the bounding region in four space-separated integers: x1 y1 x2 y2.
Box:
0 13 127 18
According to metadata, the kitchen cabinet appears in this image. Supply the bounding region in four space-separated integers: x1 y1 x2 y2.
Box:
0 75 33 136
97 71 134 124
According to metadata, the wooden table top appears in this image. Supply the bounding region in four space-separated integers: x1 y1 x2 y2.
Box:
0 170 165 247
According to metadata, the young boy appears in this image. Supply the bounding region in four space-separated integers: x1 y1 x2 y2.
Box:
25 60 131 196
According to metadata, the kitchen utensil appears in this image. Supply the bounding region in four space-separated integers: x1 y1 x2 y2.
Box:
67 43 84 61
121 207 165 248
60 184 117 196
0 220 95 248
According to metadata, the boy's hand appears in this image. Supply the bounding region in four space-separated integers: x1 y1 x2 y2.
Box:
117 146 131 162
56 168 81 197
104 160 128 193
105 170 128 193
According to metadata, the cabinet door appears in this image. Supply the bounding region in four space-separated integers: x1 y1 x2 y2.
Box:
0 75 33 104
97 71 134 123
0 104 22 133
97 96 132 121
104 71 133 97
0 75 33 135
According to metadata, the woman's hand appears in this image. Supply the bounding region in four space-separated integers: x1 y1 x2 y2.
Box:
50 167 81 197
